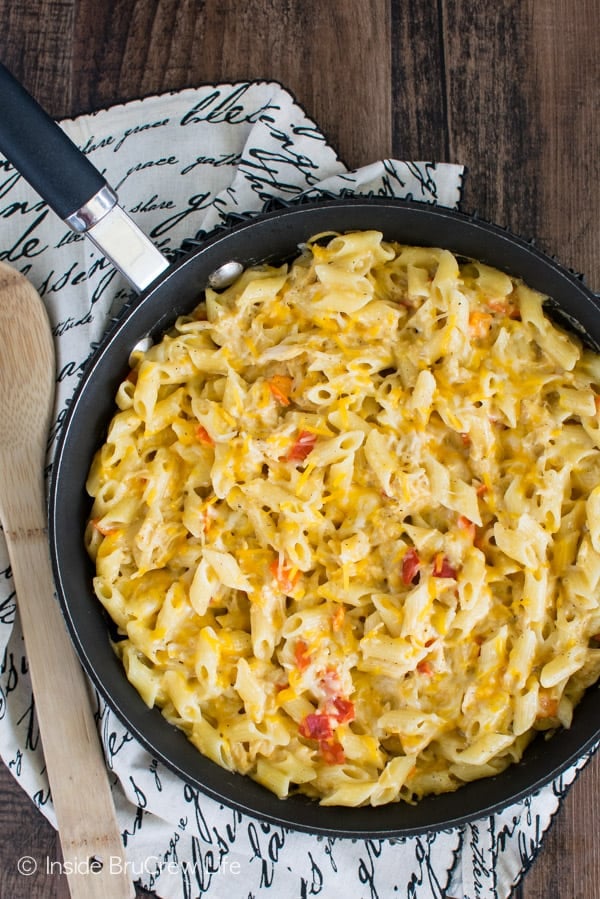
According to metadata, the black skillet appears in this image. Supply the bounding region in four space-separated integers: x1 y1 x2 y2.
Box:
1 63 599 838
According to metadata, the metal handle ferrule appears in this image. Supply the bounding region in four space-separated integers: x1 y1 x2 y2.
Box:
64 184 118 233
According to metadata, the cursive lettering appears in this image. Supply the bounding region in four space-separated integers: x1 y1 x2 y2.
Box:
38 255 118 306
113 118 170 153
102 712 134 771
300 850 324 897
8 748 23 776
0 210 49 262
0 648 26 697
17 697 40 752
0 165 21 199
181 152 241 176
129 194 175 214
0 576 16 625
121 804 145 847
114 155 178 191
128 774 148 809
55 229 85 249
144 831 181 891
180 84 279 127
52 310 94 338
182 783 212 842
148 756 163 792
79 134 115 155
246 820 287 888
149 192 213 238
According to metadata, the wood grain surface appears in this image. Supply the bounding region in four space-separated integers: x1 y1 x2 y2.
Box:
0 2 598 898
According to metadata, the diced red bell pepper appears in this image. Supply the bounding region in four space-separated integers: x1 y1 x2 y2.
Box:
457 515 477 541
432 554 457 579
417 660 433 676
196 424 214 446
330 696 355 724
402 547 421 585
319 739 345 765
286 430 317 462
294 639 311 672
269 557 299 594
299 712 333 741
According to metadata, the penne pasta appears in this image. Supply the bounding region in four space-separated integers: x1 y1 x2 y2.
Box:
87 232 600 807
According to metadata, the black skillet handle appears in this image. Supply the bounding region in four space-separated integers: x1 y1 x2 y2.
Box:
0 62 110 223
0 62 171 292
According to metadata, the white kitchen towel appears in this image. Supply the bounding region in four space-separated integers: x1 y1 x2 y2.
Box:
0 80 594 899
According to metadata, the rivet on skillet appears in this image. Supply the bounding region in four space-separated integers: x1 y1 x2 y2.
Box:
208 261 244 289
128 336 153 367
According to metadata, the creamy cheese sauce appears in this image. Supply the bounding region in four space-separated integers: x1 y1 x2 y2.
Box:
85 231 600 806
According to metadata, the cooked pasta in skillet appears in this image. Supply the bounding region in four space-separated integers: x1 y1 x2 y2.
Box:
85 230 600 806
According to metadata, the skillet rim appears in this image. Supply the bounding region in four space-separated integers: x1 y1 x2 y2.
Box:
48 197 600 837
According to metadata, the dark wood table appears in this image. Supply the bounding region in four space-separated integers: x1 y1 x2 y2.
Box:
0 2 598 897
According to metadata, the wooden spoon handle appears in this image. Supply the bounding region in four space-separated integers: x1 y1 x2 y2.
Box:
5 526 134 898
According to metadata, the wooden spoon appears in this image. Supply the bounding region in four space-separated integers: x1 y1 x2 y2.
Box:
0 261 134 898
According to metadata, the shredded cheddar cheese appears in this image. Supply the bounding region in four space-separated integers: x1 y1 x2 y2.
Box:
85 232 600 807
